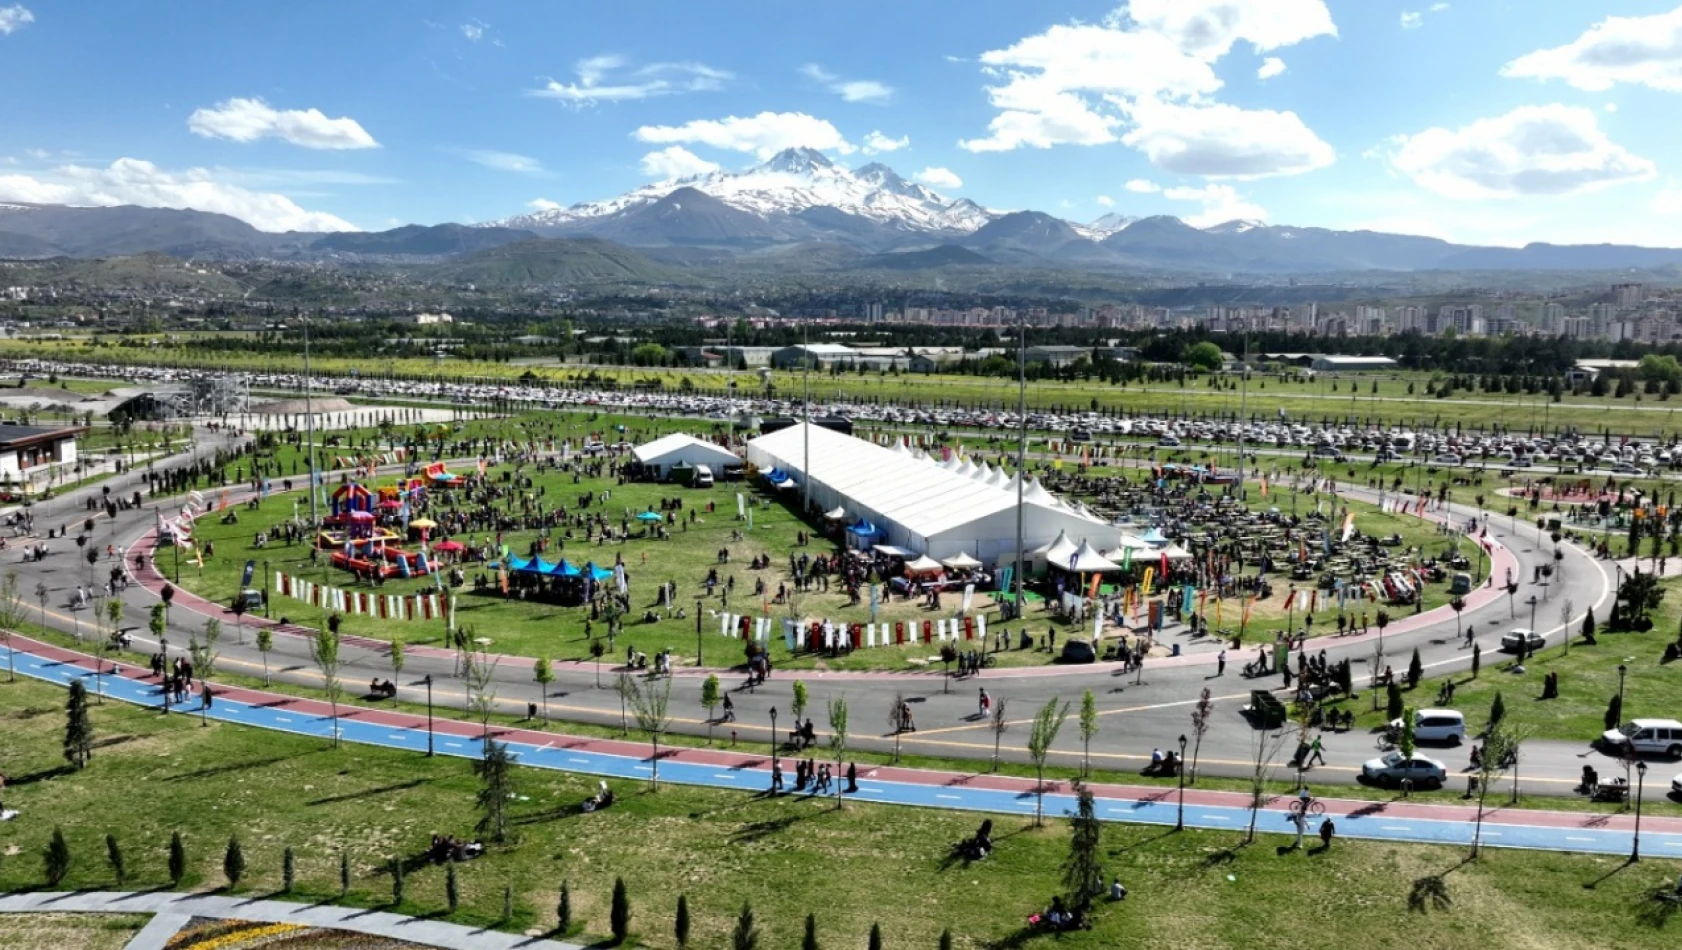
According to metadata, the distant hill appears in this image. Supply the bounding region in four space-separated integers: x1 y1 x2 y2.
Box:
312 223 536 256
0 202 300 259
860 244 993 269
429 238 686 286
57 252 246 295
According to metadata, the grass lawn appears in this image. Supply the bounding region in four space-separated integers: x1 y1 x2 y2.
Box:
4 676 1682 949
0 913 151 949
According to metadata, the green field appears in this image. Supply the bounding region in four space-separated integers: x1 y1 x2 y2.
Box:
3 675 1682 949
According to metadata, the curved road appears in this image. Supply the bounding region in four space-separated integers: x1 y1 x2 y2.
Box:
9 427 1650 801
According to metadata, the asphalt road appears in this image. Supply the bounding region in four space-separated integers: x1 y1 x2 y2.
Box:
12 425 1674 802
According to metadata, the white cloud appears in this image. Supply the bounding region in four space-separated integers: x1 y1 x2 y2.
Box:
1430 3 1449 11
1161 183 1268 227
1121 100 1334 178
913 166 963 190
958 0 1337 178
638 146 722 180
531 56 731 105
1386 103 1655 199
861 131 909 155
0 4 31 35
460 20 486 42
1605 102 1619 112
460 149 544 174
1124 178 1162 193
0 157 357 231
801 64 894 103
1257 57 1286 80
1400 11 1423 30
1096 194 1116 207
526 198 563 212
188 98 378 150
635 112 854 158
1503 7 1682 93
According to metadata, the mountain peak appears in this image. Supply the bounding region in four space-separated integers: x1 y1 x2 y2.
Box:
1203 219 1267 235
758 146 836 175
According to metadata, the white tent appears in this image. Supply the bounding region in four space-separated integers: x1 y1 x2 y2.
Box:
941 551 983 570
631 433 741 479
1064 540 1120 573
904 554 946 575
1030 529 1079 565
746 424 1121 561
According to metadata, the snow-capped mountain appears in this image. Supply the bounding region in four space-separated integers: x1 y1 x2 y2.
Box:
1073 212 1138 240
490 148 997 247
1202 219 1268 235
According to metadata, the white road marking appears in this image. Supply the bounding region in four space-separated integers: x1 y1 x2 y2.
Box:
445 742 463 749
568 757 591 764
936 794 962 800
713 773 737 780
274 716 292 723
1382 825 1412 831
1202 814 1230 822
388 734 409 741
1566 836 1594 842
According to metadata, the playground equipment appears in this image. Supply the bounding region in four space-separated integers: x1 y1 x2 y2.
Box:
423 462 467 488
316 482 437 578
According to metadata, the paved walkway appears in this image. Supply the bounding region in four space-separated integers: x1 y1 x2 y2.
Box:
0 891 583 950
7 635 1682 861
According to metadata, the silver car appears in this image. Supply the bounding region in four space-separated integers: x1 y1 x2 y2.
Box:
1361 752 1448 789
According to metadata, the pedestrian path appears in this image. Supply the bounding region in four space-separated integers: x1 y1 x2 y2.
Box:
0 891 582 950
6 635 1680 861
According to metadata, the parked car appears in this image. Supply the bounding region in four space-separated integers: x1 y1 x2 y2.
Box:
1060 639 1097 664
1671 772 1682 799
1361 752 1448 788
1389 708 1466 745
1599 719 1682 758
1499 628 1545 653
1433 453 1462 465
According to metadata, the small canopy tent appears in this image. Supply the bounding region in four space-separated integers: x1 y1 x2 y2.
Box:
941 551 983 571
904 554 946 576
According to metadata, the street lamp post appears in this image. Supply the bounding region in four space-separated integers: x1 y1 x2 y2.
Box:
1175 734 1189 831
1632 761 1648 862
1526 596 1538 636
769 706 779 785
1617 663 1628 720
424 673 434 757
695 597 704 667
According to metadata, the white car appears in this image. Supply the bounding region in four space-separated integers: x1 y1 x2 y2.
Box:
1599 719 1682 759
1361 752 1448 788
1433 453 1462 465
1389 708 1466 745
1499 628 1545 653
1672 772 1682 798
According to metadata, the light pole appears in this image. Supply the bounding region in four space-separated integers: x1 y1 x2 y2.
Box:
1175 733 1188 831
1617 663 1628 720
1632 761 1648 862
424 673 434 757
1526 595 1538 637
769 706 779 783
1013 311 1027 619
695 597 703 667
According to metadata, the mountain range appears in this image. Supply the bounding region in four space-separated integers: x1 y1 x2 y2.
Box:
8 148 1682 276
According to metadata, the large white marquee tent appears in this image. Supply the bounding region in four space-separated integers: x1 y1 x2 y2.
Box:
745 423 1122 563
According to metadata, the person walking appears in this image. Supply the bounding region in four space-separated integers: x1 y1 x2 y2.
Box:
1216 650 1226 676
1307 734 1326 767
1318 818 1335 850
978 688 991 719
721 693 735 723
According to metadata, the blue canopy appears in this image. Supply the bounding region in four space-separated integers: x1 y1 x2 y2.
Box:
583 562 616 582
1140 527 1168 545
848 520 880 537
636 511 663 522
765 468 789 484
506 554 533 572
548 559 582 577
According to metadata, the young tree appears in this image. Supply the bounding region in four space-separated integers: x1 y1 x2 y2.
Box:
475 738 515 843
1560 598 1575 656
464 651 500 740
589 639 606 688
169 832 187 887
1078 689 1099 778
255 628 273 685
64 678 93 769
534 655 554 723
610 876 631 945
105 833 124 886
732 901 760 950
1470 725 1517 859
1187 687 1216 783
827 695 849 808
223 835 245 890
43 827 71 887
0 572 28 683
1245 720 1291 844
1026 697 1071 826
791 679 810 726
389 638 405 684
311 626 343 747
192 617 221 679
1450 596 1466 643
989 697 1009 773
104 597 124 651
675 894 691 949
1062 783 1103 914
503 886 514 924
626 674 674 790
699 674 721 743
1398 707 1417 764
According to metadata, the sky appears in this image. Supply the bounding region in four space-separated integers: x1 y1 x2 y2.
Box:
4 1 1682 247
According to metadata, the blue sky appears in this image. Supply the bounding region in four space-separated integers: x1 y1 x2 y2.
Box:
3 1 1682 246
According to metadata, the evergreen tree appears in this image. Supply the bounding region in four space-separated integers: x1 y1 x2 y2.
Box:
1604 693 1623 732
446 861 459 913
1471 643 1481 679
1406 647 1423 689
223 835 245 889
168 832 186 887
340 850 350 896
503 885 514 923
1581 607 1596 641
869 922 884 950
939 929 953 950
282 846 296 893
610 877 631 944
475 737 515 843
675 894 691 949
1385 682 1404 720
105 833 124 887
732 901 759 950
63 679 93 769
557 880 573 934
43 827 71 887
1489 692 1507 733
1062 784 1103 913
392 857 404 905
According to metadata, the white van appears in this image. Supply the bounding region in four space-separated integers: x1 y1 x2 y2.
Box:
1390 708 1466 745
693 464 714 488
1600 719 1682 758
